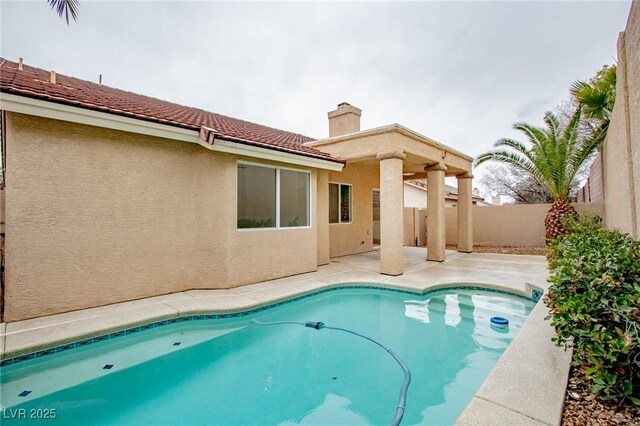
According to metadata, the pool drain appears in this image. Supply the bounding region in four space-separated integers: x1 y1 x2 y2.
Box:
252 319 411 426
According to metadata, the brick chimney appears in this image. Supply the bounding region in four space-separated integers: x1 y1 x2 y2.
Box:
328 102 361 137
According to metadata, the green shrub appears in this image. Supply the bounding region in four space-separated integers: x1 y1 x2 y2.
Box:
545 217 640 405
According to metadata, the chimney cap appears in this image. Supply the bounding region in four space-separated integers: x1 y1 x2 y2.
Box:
328 103 362 119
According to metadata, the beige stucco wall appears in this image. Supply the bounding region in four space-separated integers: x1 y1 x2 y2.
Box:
444 203 605 247
603 3 640 239
577 153 604 203
0 188 4 234
630 3 640 239
378 156 405 275
328 104 361 137
316 170 330 265
328 163 378 258
4 113 320 321
403 207 422 246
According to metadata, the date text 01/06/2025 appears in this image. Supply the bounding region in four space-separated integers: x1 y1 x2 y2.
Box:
2 408 58 420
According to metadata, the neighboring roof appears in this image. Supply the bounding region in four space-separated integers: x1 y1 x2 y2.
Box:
405 180 460 199
0 58 342 164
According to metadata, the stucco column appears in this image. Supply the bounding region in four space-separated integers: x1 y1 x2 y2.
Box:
457 173 473 253
317 169 330 265
426 163 446 262
377 150 406 276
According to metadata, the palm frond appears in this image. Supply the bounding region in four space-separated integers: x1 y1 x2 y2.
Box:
493 138 530 154
543 112 562 137
512 123 548 147
562 108 582 149
557 108 583 192
571 65 616 124
567 127 606 184
475 149 546 187
48 0 80 25
493 138 547 179
475 108 600 201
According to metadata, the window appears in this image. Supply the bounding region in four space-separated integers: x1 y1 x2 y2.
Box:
329 183 352 224
237 164 276 228
237 163 310 229
280 169 310 228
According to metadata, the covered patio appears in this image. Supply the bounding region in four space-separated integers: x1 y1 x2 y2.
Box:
308 103 475 276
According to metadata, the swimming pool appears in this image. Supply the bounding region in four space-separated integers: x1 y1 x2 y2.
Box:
0 286 534 425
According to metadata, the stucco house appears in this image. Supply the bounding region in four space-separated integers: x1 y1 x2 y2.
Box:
0 58 474 322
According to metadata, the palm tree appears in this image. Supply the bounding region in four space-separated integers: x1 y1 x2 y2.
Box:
475 108 602 242
571 65 616 143
47 0 79 25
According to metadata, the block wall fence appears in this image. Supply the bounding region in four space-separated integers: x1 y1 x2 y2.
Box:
601 2 640 239
403 203 605 248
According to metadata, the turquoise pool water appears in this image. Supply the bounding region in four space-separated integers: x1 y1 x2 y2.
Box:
0 287 534 425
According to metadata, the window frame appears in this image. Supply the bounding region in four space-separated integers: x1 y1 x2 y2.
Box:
329 182 353 225
236 160 312 231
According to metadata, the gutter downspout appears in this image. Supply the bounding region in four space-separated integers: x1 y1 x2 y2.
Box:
197 126 221 150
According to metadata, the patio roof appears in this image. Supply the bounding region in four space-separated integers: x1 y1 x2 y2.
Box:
306 123 473 176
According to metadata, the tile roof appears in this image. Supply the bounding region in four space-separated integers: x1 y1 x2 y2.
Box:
0 58 342 164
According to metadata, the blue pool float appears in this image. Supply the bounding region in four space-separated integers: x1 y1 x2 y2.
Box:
490 316 509 328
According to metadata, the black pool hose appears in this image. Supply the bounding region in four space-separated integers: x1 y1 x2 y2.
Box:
252 319 411 426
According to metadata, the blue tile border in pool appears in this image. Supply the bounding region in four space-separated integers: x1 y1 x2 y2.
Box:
531 288 544 303
0 284 535 367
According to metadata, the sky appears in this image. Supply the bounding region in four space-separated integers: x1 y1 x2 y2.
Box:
0 0 633 191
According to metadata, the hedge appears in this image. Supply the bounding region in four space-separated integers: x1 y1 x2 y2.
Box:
545 216 640 405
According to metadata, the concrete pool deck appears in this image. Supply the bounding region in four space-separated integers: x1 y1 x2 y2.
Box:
0 247 571 425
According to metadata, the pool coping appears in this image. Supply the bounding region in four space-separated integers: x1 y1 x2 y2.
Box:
0 251 569 425
455 292 572 426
